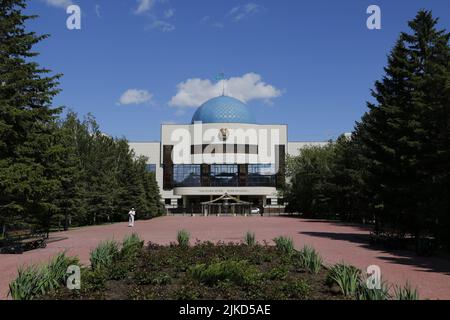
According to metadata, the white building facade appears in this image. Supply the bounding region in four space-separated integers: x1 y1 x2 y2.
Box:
129 96 327 214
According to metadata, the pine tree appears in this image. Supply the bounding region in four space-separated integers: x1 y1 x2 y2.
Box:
0 0 63 232
355 10 450 245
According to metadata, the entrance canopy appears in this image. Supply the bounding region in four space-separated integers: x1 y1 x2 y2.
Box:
201 193 251 216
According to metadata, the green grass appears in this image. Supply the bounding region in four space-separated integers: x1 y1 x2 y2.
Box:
298 246 323 274
273 236 295 255
357 280 391 300
177 229 190 247
121 233 144 258
244 231 256 246
326 263 361 297
188 259 261 286
8 252 79 300
394 282 419 300
90 240 119 271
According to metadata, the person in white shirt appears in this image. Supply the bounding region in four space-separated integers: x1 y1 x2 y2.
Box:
128 208 136 227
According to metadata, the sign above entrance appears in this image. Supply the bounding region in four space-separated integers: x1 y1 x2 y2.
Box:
173 187 278 196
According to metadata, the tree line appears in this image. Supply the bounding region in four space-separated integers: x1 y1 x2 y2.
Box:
0 0 164 235
284 11 450 251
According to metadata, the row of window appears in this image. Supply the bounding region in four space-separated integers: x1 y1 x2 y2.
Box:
164 198 284 206
172 164 277 187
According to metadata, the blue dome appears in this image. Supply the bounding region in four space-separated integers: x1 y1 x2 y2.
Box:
191 96 255 124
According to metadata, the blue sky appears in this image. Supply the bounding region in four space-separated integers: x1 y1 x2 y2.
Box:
26 0 450 142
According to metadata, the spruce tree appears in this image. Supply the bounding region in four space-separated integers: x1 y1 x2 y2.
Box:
355 10 450 245
0 0 63 232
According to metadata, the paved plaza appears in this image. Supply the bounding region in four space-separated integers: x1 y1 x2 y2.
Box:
1 216 449 300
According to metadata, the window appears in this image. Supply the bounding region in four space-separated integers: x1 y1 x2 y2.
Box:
210 165 238 187
173 165 201 187
165 199 171 205
146 164 157 173
247 164 277 187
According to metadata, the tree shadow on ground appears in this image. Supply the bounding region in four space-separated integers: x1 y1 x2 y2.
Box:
300 231 450 276
276 216 373 232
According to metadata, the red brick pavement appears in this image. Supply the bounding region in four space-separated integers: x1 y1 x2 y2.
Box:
1 216 449 300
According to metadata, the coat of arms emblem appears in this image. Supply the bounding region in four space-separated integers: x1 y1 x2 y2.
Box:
219 128 229 141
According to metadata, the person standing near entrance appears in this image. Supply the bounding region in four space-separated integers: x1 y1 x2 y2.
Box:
128 208 136 227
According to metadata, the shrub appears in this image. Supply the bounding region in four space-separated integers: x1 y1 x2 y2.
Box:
177 230 190 247
188 259 260 286
326 263 361 297
394 283 419 300
121 233 144 258
357 280 391 300
265 266 289 280
135 272 172 285
298 246 322 274
281 279 311 299
90 240 119 271
273 236 295 255
81 267 108 292
151 273 172 285
244 231 256 246
109 261 132 280
9 253 79 300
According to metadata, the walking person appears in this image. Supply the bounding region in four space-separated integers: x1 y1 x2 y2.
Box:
128 208 136 227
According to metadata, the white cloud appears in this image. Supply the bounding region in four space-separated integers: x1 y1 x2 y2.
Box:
42 0 73 8
94 4 101 18
118 89 153 105
164 8 175 19
134 0 155 15
229 3 263 22
200 16 211 23
169 73 282 108
147 20 175 32
213 22 224 29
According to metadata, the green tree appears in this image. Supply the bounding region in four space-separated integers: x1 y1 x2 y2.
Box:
355 11 450 246
0 0 63 232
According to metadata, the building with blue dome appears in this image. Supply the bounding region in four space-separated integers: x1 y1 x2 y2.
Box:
191 96 256 124
129 95 328 216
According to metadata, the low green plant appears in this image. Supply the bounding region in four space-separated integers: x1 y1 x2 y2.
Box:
394 283 419 300
298 246 322 274
177 230 190 247
244 231 256 246
121 233 144 258
9 265 43 300
151 273 172 285
109 261 131 280
81 267 108 292
90 240 119 271
265 266 289 280
188 259 260 286
281 279 311 299
327 263 361 297
357 280 391 300
9 252 79 300
135 272 172 285
273 236 295 255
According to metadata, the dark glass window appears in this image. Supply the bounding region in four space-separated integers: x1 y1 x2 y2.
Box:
146 164 157 172
247 164 277 187
173 165 201 187
165 198 171 205
210 165 239 187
